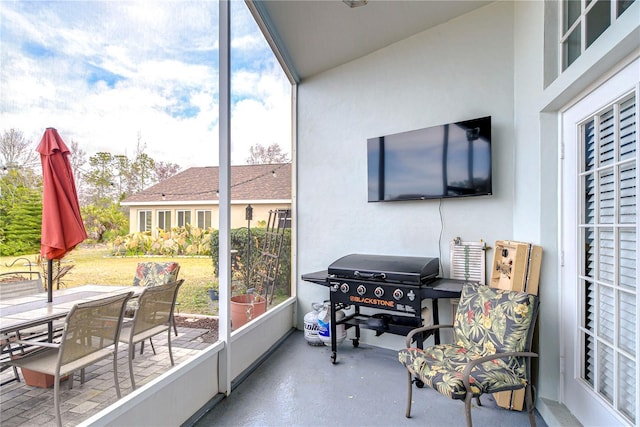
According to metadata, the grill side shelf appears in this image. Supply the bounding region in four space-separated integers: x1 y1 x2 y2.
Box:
300 270 330 286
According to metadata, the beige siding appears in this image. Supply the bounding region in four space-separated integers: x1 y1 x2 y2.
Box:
127 202 291 234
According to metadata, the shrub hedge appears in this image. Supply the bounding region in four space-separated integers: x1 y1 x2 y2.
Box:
110 224 213 256
209 227 291 298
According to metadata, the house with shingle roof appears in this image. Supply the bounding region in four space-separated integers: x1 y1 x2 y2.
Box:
120 163 291 234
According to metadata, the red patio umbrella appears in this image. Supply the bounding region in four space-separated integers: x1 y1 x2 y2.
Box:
37 128 87 303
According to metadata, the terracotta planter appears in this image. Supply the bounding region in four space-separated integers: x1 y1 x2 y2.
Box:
230 294 267 330
20 368 68 388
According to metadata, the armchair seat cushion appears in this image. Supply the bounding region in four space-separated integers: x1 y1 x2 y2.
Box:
399 345 526 400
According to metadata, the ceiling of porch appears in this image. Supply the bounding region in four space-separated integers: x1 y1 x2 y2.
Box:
253 0 492 81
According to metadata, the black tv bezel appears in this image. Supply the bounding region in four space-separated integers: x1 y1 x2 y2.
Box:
367 116 492 202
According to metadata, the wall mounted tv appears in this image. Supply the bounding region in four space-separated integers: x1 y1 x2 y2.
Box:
367 116 492 202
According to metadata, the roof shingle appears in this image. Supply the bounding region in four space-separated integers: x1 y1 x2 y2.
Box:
122 163 291 203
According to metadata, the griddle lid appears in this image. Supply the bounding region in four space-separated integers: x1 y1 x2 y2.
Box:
328 254 439 284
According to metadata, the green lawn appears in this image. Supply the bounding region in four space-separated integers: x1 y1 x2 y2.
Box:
1 246 219 316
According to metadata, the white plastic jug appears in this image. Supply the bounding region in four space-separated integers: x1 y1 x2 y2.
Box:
317 301 346 346
303 303 323 346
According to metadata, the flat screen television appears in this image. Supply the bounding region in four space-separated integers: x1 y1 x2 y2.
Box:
367 116 492 202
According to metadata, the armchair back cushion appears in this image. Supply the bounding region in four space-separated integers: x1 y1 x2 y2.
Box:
132 262 180 287
453 283 537 356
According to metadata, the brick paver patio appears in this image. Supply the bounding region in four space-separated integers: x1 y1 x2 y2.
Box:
0 326 211 427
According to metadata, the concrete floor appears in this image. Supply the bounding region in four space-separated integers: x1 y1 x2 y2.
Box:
191 330 547 427
1 327 548 427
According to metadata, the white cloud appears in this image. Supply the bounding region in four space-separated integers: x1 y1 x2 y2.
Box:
0 1 291 170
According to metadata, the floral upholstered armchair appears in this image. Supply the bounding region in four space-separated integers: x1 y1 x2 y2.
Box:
398 282 539 427
132 262 180 287
129 262 181 335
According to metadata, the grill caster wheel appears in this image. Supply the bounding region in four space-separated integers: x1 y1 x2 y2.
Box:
352 339 359 348
331 351 337 364
414 378 424 388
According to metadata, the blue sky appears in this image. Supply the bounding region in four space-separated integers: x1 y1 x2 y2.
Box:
0 1 291 168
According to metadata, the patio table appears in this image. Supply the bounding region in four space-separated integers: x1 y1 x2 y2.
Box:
0 285 142 336
1 285 143 385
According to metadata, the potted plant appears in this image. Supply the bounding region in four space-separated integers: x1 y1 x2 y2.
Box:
210 230 272 330
230 289 267 330
14 359 69 388
207 283 219 301
229 257 267 329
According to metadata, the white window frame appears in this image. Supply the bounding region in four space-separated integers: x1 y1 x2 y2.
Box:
138 210 152 233
196 210 212 229
157 210 171 231
560 0 634 71
176 210 192 228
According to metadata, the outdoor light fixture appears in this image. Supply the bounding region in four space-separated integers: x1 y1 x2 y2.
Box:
343 0 368 7
271 170 277 177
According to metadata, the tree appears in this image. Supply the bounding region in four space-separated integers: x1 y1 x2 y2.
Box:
0 166 41 203
1 128 191 250
0 169 42 255
130 137 156 192
112 154 131 201
81 202 128 242
86 152 116 203
1 128 39 172
1 128 42 255
131 152 156 192
1 129 40 190
246 143 289 165
69 140 88 204
155 161 181 183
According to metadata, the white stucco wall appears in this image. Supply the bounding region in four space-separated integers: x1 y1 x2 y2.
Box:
511 0 561 408
297 2 515 346
295 1 638 423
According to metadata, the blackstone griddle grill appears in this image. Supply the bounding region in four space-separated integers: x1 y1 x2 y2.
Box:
302 254 465 363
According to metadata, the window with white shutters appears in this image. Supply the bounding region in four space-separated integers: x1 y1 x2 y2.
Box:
579 92 637 424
